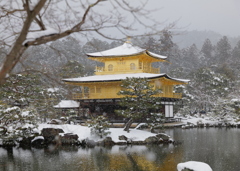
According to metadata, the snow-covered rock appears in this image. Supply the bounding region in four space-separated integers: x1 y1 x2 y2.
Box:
177 161 212 171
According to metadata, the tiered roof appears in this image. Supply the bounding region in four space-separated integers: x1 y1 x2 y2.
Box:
63 73 189 84
87 42 167 61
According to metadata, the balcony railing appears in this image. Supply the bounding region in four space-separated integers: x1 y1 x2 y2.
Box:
72 93 90 99
72 92 182 100
95 66 160 74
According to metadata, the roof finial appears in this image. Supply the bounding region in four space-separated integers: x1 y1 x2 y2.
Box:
125 36 132 43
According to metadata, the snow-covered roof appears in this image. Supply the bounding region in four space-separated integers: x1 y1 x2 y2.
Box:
54 100 80 109
63 73 189 83
86 42 167 60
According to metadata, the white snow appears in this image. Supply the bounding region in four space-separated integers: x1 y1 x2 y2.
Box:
181 117 217 125
87 42 145 57
23 27 58 45
231 98 239 102
177 161 212 171
53 100 80 108
47 88 60 93
31 136 44 143
86 42 167 60
37 124 157 142
63 73 190 83
21 111 30 117
5 106 19 112
146 51 167 59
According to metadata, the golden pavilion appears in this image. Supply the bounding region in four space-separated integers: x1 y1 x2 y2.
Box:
63 41 189 119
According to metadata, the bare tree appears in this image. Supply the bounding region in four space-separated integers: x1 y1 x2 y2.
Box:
0 0 173 84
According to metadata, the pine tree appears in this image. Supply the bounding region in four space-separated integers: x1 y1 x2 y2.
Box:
0 73 63 121
0 105 39 139
201 38 214 65
143 37 159 53
231 40 240 77
188 67 231 113
181 44 201 72
60 60 85 78
116 77 162 132
88 115 110 138
159 30 174 56
215 36 232 64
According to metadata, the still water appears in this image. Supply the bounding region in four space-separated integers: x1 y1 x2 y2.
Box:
0 128 240 171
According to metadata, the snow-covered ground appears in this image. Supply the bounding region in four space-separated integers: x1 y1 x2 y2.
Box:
177 114 239 126
37 114 240 143
37 124 157 142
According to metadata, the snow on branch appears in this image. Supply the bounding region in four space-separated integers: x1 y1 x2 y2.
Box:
23 27 58 45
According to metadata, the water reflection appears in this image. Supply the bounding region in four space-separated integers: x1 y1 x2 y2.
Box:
0 128 240 171
0 144 181 171
166 128 240 171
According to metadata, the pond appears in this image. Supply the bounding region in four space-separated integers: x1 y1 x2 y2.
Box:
0 128 240 171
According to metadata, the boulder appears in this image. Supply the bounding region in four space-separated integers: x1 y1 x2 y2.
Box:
197 121 204 128
18 137 35 148
41 128 64 144
41 128 64 137
118 135 128 141
31 136 45 148
156 133 170 141
61 133 79 145
131 141 146 145
144 136 159 144
63 133 78 140
217 123 223 127
115 141 127 145
85 139 97 147
102 137 115 146
205 123 210 127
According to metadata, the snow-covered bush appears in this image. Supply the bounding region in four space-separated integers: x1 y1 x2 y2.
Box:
178 106 191 117
0 105 39 139
88 116 110 138
146 113 164 133
211 98 236 116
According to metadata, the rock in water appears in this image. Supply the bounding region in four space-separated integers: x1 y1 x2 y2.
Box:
41 128 64 144
156 133 170 141
177 161 212 171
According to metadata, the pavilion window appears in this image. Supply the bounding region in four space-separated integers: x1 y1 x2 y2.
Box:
96 87 101 93
84 87 89 93
139 62 142 69
90 87 95 93
108 64 113 71
130 63 136 70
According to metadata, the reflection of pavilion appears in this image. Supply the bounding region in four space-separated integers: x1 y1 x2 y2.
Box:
62 41 189 119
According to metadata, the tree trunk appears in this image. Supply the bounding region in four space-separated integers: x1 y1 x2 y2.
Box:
123 118 133 132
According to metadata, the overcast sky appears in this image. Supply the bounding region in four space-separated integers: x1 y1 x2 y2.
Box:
145 0 240 37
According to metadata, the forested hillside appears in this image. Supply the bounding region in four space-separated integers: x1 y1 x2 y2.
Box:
1 30 240 118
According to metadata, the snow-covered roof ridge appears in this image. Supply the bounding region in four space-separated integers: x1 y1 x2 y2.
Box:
54 100 80 108
146 51 167 59
86 42 167 60
63 73 190 83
